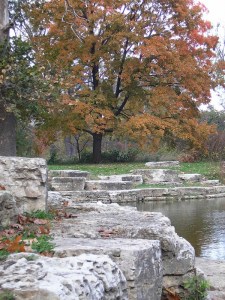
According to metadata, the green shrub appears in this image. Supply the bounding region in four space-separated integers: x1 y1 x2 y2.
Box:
31 235 55 253
0 291 15 300
25 209 55 220
0 249 9 261
184 274 210 300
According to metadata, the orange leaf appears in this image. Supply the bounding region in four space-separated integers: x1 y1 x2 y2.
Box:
39 225 50 234
164 288 181 300
7 235 25 253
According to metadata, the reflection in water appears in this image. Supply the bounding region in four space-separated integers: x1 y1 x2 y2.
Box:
135 198 225 260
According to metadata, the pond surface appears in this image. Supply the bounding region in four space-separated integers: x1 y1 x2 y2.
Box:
135 198 225 260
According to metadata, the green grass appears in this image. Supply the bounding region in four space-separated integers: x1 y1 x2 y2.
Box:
24 209 55 220
49 162 148 176
31 235 55 254
179 161 220 180
49 161 222 180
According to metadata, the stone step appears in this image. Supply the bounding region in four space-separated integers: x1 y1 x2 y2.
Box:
48 185 225 206
98 174 143 185
0 252 127 300
49 170 90 178
51 177 85 191
85 180 133 191
132 169 181 184
145 161 180 168
54 237 162 300
201 179 220 186
178 173 204 182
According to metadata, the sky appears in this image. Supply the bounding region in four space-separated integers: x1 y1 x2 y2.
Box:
200 0 225 110
200 0 225 25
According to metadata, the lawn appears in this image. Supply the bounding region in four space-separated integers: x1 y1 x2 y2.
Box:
49 161 222 180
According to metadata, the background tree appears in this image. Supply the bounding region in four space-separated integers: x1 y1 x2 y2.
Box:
0 0 58 157
26 0 218 163
0 0 16 156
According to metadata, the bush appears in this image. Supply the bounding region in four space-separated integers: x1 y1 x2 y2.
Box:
183 274 209 300
79 149 138 163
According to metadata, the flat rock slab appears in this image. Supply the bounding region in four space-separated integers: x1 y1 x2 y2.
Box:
0 252 127 300
54 237 162 300
145 161 180 168
48 186 225 207
51 202 195 275
132 169 181 184
85 180 133 191
98 175 143 185
196 257 225 299
49 170 90 178
178 173 204 182
51 177 86 191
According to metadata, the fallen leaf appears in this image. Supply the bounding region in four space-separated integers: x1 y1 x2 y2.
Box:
33 219 48 225
38 225 50 234
6 235 25 253
11 223 24 230
164 288 181 300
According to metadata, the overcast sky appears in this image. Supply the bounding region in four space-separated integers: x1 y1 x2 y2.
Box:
200 0 225 25
199 0 225 110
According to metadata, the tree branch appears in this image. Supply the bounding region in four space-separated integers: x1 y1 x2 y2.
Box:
115 38 129 98
115 94 129 116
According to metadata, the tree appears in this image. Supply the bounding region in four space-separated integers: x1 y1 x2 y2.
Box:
0 0 16 156
0 0 57 157
27 0 218 163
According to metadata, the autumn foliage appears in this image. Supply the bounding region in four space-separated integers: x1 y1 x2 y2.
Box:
25 0 218 162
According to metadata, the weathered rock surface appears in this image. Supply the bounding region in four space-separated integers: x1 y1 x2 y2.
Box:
51 202 195 276
0 156 47 213
178 173 204 182
0 191 18 226
48 185 225 205
98 175 143 185
132 169 181 184
54 238 162 300
85 180 133 191
51 177 86 191
0 252 128 300
49 170 90 178
196 257 225 300
145 161 180 168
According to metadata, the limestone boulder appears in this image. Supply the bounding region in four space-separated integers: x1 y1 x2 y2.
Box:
0 252 128 300
132 169 181 184
145 161 180 168
178 173 204 182
0 191 18 226
98 175 143 185
47 191 71 208
51 177 86 191
49 170 90 178
51 202 195 275
85 180 133 191
54 238 163 300
0 156 47 213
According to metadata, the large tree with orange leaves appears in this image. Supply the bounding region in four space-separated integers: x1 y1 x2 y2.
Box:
27 0 218 162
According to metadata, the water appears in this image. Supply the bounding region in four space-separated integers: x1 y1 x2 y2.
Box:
135 198 225 260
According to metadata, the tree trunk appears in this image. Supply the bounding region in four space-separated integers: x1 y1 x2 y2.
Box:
0 108 16 156
92 133 103 163
0 0 9 42
0 0 17 156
